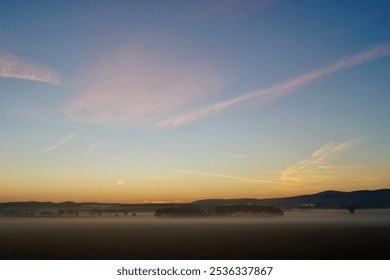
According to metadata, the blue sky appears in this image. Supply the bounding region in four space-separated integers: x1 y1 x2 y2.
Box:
0 0 390 202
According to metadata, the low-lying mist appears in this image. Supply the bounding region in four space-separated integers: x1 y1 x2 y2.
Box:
1 209 390 260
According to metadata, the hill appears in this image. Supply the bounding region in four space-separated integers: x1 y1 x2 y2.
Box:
191 189 390 209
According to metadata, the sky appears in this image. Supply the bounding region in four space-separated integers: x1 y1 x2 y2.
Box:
0 0 390 203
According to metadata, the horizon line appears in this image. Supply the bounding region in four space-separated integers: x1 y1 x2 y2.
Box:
1 188 388 204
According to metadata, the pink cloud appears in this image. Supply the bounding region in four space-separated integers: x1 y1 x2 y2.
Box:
65 45 227 126
0 51 61 84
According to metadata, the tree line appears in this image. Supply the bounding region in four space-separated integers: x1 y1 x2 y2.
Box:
155 204 284 217
214 204 284 217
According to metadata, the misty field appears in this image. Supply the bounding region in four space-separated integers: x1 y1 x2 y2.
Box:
1 210 390 260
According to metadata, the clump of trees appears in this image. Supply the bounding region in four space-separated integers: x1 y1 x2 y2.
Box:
39 209 79 217
215 205 283 217
40 210 54 216
155 204 283 218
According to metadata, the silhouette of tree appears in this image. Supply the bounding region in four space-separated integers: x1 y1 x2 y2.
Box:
348 205 355 214
90 209 103 216
58 209 65 216
155 207 207 217
154 205 283 218
215 205 283 217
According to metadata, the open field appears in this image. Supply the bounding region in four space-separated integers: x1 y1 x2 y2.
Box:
1 210 390 260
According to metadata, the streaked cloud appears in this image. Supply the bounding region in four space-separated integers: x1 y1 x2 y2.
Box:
19 111 45 121
176 140 360 187
157 41 390 128
86 141 101 154
42 133 75 153
143 176 176 180
233 154 247 158
175 169 281 184
65 44 227 126
0 51 61 84
281 140 358 183
117 179 125 186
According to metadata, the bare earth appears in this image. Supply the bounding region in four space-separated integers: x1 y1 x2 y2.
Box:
1 210 390 260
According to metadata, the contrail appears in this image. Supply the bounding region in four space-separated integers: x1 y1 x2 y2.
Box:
175 169 280 184
85 141 100 154
143 176 176 180
43 133 74 153
0 51 61 84
157 41 390 128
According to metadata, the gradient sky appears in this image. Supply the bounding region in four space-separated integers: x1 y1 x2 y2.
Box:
1 0 390 203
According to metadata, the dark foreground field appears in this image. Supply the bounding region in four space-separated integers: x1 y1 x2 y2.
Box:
1 210 390 259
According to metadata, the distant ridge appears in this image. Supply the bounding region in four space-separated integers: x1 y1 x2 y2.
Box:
0 201 180 215
1 189 390 212
191 189 390 209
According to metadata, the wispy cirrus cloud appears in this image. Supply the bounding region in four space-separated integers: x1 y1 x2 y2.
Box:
176 140 359 187
65 41 390 129
17 110 56 126
157 41 390 128
0 51 61 84
233 154 247 158
175 169 281 184
281 140 358 183
42 133 75 153
143 176 176 180
86 141 101 154
65 44 227 126
19 111 45 120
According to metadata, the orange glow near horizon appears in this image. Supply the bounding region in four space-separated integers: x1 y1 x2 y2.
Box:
2 173 389 204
